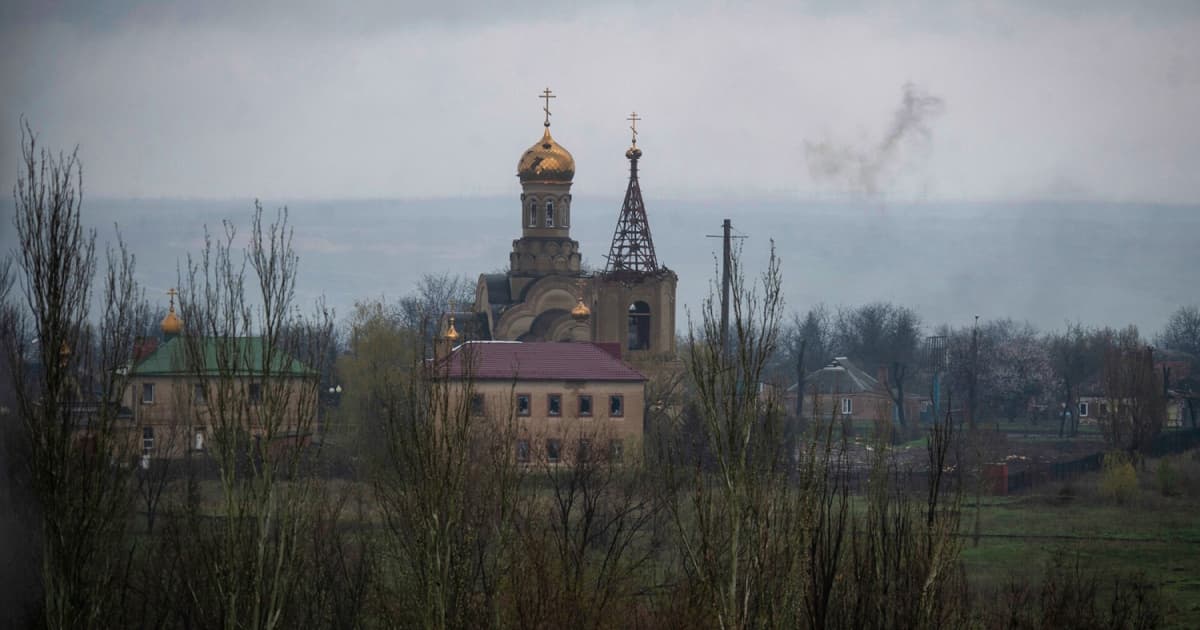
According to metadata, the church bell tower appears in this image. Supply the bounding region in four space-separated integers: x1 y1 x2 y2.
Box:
510 88 582 287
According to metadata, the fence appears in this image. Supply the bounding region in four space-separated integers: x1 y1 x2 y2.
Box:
1006 428 1200 494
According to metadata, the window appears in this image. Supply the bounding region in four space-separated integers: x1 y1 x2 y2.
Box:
528 200 537 227
516 393 531 416
562 201 569 227
627 301 651 350
577 438 592 462
194 384 206 405
248 382 262 404
1078 402 1089 417
546 438 561 463
141 383 155 404
841 397 852 416
610 395 624 417
471 394 484 416
516 439 530 463
548 394 562 416
578 394 593 417
609 439 624 463
142 426 155 454
545 201 555 227
194 427 205 451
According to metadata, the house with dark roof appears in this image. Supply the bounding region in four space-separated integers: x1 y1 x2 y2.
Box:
784 357 924 423
437 340 646 465
124 299 318 462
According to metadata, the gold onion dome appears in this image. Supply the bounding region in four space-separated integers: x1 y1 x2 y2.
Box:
517 127 575 183
571 296 591 322
161 297 183 336
444 315 460 342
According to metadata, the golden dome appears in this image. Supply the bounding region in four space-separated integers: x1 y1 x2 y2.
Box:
161 302 183 336
444 315 460 342
570 296 591 323
518 127 575 183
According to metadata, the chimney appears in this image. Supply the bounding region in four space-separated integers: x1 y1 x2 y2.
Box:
876 365 889 387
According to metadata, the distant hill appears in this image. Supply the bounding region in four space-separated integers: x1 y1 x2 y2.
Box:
4 197 1196 336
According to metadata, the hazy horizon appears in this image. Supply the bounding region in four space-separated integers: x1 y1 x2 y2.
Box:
3 195 1193 340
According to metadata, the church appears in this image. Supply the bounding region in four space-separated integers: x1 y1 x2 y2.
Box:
449 90 678 362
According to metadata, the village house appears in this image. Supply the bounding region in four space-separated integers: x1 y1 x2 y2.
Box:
784 356 924 424
436 336 646 465
124 296 318 464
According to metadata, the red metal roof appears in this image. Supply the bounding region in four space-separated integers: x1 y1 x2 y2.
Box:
441 341 646 382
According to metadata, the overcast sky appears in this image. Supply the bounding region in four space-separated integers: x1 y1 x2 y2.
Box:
2 1 1199 203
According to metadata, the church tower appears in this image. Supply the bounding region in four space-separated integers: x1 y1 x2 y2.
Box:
591 113 678 359
510 88 582 295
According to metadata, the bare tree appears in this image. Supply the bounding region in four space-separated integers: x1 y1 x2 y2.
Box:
3 123 145 628
172 203 336 629
1101 328 1166 460
832 302 921 430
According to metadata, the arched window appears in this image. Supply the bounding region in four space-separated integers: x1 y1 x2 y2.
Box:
562 199 569 226
545 200 555 228
627 301 651 350
528 200 537 227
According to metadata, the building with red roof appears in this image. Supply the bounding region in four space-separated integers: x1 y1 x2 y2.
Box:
437 341 646 465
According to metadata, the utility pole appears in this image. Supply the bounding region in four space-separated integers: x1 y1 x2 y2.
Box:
969 314 979 430
706 219 743 353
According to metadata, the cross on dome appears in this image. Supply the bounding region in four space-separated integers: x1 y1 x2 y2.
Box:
540 87 556 127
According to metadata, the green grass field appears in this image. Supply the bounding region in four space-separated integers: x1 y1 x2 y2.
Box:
961 452 1200 628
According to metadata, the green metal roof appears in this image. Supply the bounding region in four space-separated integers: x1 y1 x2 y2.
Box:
131 336 314 377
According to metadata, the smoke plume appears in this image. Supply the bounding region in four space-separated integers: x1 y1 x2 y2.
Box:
805 82 945 196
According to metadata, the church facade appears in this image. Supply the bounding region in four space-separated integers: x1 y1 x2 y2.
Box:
464 94 678 363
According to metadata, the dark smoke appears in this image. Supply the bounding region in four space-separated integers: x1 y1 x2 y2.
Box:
805 82 945 196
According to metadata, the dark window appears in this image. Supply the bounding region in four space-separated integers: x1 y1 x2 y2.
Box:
578 394 593 417
142 383 155 404
546 201 555 227
517 393 531 416
516 439 530 463
627 301 651 350
548 394 562 416
841 397 852 415
610 395 624 417
609 439 624 462
546 438 561 463
142 426 155 454
471 394 484 416
577 438 592 462
528 201 537 227
194 384 206 405
1078 402 1089 417
249 382 262 403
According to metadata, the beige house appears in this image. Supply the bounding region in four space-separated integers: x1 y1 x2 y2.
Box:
125 303 318 463
438 340 646 465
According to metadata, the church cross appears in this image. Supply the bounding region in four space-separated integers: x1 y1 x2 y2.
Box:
540 87 556 127
166 288 178 305
627 111 641 145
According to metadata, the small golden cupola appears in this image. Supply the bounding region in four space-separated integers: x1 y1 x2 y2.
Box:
517 88 575 183
444 314 460 343
570 295 591 323
161 288 183 338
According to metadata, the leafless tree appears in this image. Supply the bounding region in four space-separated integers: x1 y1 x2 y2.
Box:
1101 328 1166 460
2 122 145 628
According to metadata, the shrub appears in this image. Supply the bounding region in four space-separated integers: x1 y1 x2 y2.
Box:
1155 458 1179 497
1100 451 1138 505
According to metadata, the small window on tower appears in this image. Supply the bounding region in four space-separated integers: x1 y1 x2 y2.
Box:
546 201 554 227
529 201 537 227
